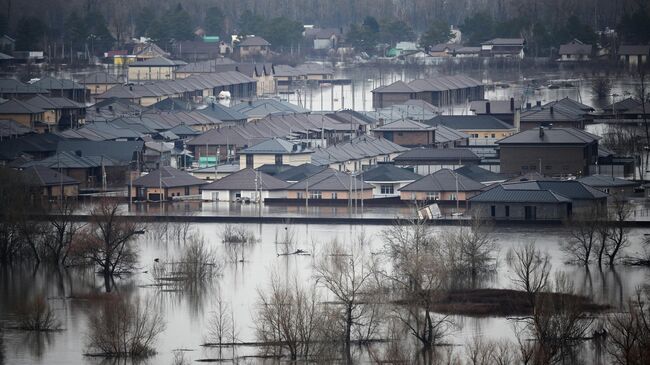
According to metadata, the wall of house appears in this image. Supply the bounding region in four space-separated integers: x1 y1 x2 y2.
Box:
47 184 79 198
240 46 268 59
370 181 412 197
471 202 569 221
499 145 591 176
0 113 40 127
375 130 433 146
128 66 175 81
372 93 413 109
286 190 373 200
395 163 476 176
399 190 476 201
86 84 117 95
256 74 276 95
520 120 584 130
243 153 312 169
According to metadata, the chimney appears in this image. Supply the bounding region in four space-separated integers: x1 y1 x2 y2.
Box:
539 126 544 138
485 101 491 114
526 102 531 110
536 100 541 107
510 97 515 112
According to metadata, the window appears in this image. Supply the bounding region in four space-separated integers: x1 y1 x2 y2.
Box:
450 193 457 201
309 191 322 199
411 192 417 200
297 191 305 199
246 155 254 168
491 133 495 138
275 154 283 165
505 205 510 217
184 187 190 195
491 205 496 217
331 192 338 199
380 184 394 195
426 192 440 200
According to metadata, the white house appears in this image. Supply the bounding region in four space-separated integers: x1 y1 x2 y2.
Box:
200 168 289 202
361 164 421 198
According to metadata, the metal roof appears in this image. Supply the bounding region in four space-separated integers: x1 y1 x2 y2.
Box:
274 163 327 182
427 115 515 130
469 185 571 203
454 165 507 183
133 166 206 188
577 175 639 188
21 165 79 186
394 148 480 163
287 168 373 191
362 164 421 182
496 127 599 145
240 137 312 155
400 168 484 192
201 167 288 190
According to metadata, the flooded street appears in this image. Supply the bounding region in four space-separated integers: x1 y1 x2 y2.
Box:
1 221 647 364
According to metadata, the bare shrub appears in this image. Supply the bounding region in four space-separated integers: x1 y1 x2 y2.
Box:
603 194 632 266
255 275 326 361
464 335 494 365
15 295 60 331
85 296 165 358
221 224 256 262
152 235 222 290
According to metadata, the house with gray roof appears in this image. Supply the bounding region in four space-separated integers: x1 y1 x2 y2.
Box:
426 114 517 145
76 72 121 95
469 98 518 125
480 38 525 58
393 148 480 175
127 56 187 81
0 79 47 99
20 165 79 199
519 97 594 130
371 75 484 108
31 77 89 102
618 45 650 66
497 127 599 177
469 179 607 220
0 99 46 131
199 102 247 125
577 175 639 196
238 36 271 59
399 168 484 203
0 119 33 139
239 137 313 169
285 168 373 201
361 164 421 197
132 166 206 201
559 39 593 61
200 167 288 201
274 163 327 183
454 165 508 185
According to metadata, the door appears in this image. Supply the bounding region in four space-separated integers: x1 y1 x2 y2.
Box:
211 192 219 201
524 206 537 221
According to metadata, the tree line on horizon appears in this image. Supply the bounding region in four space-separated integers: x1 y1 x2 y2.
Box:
0 0 648 57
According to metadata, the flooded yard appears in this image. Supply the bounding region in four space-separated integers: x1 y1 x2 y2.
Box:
1 221 647 364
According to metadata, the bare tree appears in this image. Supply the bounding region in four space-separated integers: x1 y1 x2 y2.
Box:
85 296 165 358
562 210 603 266
206 293 236 360
314 239 377 362
382 219 453 349
509 243 551 306
464 335 495 365
606 287 650 365
255 275 325 361
43 199 83 265
73 199 144 292
604 195 632 266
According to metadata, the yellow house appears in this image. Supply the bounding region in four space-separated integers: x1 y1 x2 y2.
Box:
0 99 45 129
427 115 517 144
239 138 313 170
127 57 187 81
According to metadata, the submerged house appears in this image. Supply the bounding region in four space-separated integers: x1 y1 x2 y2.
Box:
131 166 206 201
399 168 484 203
469 179 607 221
285 168 373 200
200 168 289 202
361 164 421 198
371 76 484 109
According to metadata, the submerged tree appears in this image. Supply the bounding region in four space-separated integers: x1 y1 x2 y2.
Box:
606 288 650 365
382 219 453 349
73 199 144 292
314 239 378 361
562 209 605 266
86 296 165 358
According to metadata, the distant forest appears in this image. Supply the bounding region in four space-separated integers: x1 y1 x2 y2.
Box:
0 0 648 55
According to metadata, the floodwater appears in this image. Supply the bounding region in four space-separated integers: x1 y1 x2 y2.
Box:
281 64 640 113
1 221 648 364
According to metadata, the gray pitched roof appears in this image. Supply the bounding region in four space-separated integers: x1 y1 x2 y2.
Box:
469 100 515 114
469 185 571 203
287 168 373 191
199 102 247 122
618 45 650 55
21 165 79 186
133 166 205 188
0 119 33 138
559 40 592 55
394 148 480 163
239 36 271 47
454 165 507 183
400 168 484 192
21 151 121 169
501 180 608 200
129 56 187 67
362 164 421 182
374 119 435 131
481 38 525 46
31 77 85 90
273 163 327 182
577 175 639 188
201 168 289 190
240 137 313 155
77 72 121 84
372 80 414 93
0 99 44 114
427 115 515 130
57 140 144 163
496 127 598 145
